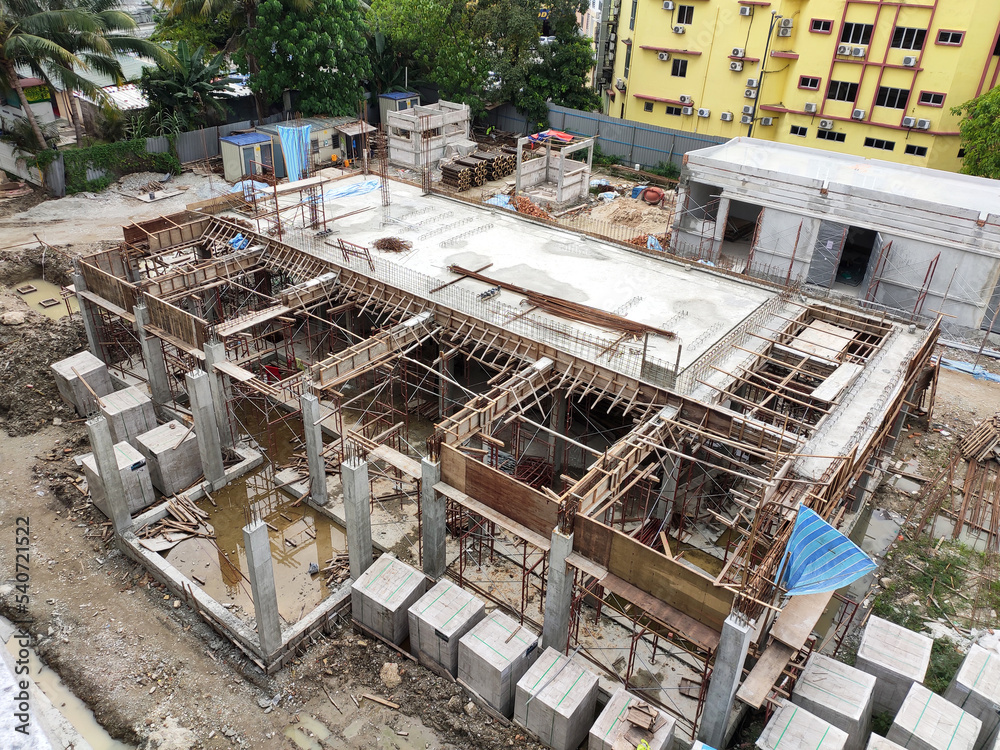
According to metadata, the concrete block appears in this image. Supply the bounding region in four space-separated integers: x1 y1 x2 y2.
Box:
757 701 848 750
888 683 981 750
51 351 113 416
855 615 932 715
866 735 906 750
408 580 485 676
82 441 156 516
99 386 157 446
514 647 598 750
792 652 875 750
350 554 425 645
944 644 1000 750
135 420 201 496
589 687 676 750
458 611 540 718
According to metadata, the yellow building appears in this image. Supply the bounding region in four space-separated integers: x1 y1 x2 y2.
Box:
602 0 1000 171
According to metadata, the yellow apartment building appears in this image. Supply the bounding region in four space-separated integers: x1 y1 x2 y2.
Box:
601 0 1000 171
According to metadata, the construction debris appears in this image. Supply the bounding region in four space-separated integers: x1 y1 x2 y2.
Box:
373 237 413 253
510 196 551 220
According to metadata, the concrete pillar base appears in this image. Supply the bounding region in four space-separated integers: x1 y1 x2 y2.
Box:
421 459 444 579
243 520 282 657
342 458 373 580
541 528 574 653
698 613 754 749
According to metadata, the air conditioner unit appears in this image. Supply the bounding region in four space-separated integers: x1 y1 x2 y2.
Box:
741 114 754 124
837 44 851 55
852 46 866 57
742 105 755 115
746 78 759 88
745 88 758 99
760 117 774 126
819 119 834 130
673 25 686 33
902 116 917 128
851 108 866 120
732 47 746 57
679 94 693 104
615 78 626 90
607 47 616 60
721 111 734 122
903 56 917 67
697 108 711 117
739 6 752 16
779 18 793 28
658 52 671 61
778 28 792 37
730 61 744 71
681 106 694 115
609 32 616 42
916 119 931 130
662 0 674 8
804 102 818 114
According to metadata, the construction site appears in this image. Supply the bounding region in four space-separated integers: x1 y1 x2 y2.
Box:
11 121 1000 750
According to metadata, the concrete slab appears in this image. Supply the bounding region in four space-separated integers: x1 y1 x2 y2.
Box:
50 351 113 416
866 735 906 750
589 686 676 750
756 701 848 750
99 386 157 446
135 420 201 496
887 683 981 750
82 441 156 515
792 652 875 750
855 615 932 715
944 644 1000 750
513 647 598 750
408 580 485 676
350 554 425 645
458 611 540 718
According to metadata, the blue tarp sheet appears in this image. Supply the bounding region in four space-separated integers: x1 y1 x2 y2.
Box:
779 506 876 596
277 124 311 182
484 194 514 210
940 358 1000 383
324 180 380 202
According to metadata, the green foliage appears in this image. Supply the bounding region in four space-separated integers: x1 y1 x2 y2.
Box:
150 7 232 53
140 41 233 129
871 711 893 737
953 88 1000 179
646 161 681 180
0 117 58 155
245 0 369 117
58 139 181 194
926 638 964 694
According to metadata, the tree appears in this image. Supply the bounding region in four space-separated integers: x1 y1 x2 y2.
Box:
139 40 233 128
243 0 368 117
953 87 1000 179
472 0 541 106
150 7 232 54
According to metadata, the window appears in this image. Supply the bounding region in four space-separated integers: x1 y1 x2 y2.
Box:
905 144 928 157
864 137 896 151
790 125 808 137
643 101 654 112
827 80 859 102
958 148 966 158
665 105 683 116
811 19 833 34
919 91 945 107
311 139 320 155
994 36 1000 56
799 76 820 90
677 5 693 24
841 22 873 45
629 0 637 30
876 86 910 109
891 27 926 50
817 130 846 143
672 58 688 77
624 45 632 77
936 30 964 46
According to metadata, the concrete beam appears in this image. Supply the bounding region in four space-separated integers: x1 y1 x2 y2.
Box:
300 392 328 506
699 613 754 749
421 459 444 579
342 458 373 580
133 304 172 406
242 520 282 658
86 415 132 534
185 369 225 490
541 528 574 653
549 388 569 479
202 341 234 450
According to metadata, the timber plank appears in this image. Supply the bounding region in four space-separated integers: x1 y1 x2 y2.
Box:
770 591 834 652
736 641 795 709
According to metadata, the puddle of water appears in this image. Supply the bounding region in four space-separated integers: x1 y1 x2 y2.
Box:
4 637 133 749
284 713 331 750
10 278 77 319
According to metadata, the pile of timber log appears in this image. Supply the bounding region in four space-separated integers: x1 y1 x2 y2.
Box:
321 553 351 588
138 494 215 551
441 151 517 191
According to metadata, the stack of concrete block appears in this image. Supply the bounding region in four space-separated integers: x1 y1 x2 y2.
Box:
756 701 849 750
136 420 201 496
887 683 981 750
350 555 425 645
513 647 598 750
458 611 539 718
792 652 876 750
690 744 716 750
866 736 906 750
99 386 157 446
82 441 156 515
51 351 113 416
944 644 1000 749
589 686 676 750
855 615 933 715
408 580 485 676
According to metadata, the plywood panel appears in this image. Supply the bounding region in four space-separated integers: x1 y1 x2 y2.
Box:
440 444 467 493
573 516 613 568
465 457 558 539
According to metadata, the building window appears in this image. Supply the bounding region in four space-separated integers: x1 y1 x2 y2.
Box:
876 86 910 109
677 5 693 24
810 19 833 34
958 148 966 158
629 0 637 30
817 130 846 143
864 137 896 151
665 105 683 116
890 27 926 50
827 80 859 102
672 58 688 77
841 23 873 45
936 30 964 46
624 45 632 77
790 125 808 137
994 36 1000 56
905 144 928 157
643 101 654 112
799 76 820 90
919 91 945 107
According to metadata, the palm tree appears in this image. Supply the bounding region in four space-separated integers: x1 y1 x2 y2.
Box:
139 40 233 129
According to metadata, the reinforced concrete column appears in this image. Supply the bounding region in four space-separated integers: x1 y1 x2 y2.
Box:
203 341 234 450
242 519 282 658
133 304 171 406
86 415 132 535
549 389 569 479
652 455 678 520
185 369 225 490
541 528 574 653
438 350 456 418
342 458 373 580
300 392 328 506
72 263 101 359
421 459 444 579
698 613 754 749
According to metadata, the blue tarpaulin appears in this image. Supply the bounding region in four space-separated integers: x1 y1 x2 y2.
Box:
779 506 876 596
940 358 1000 383
324 180 380 202
277 124 311 182
485 194 514 210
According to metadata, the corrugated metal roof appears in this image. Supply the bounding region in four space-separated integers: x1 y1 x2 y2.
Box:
220 132 271 146
379 92 418 100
